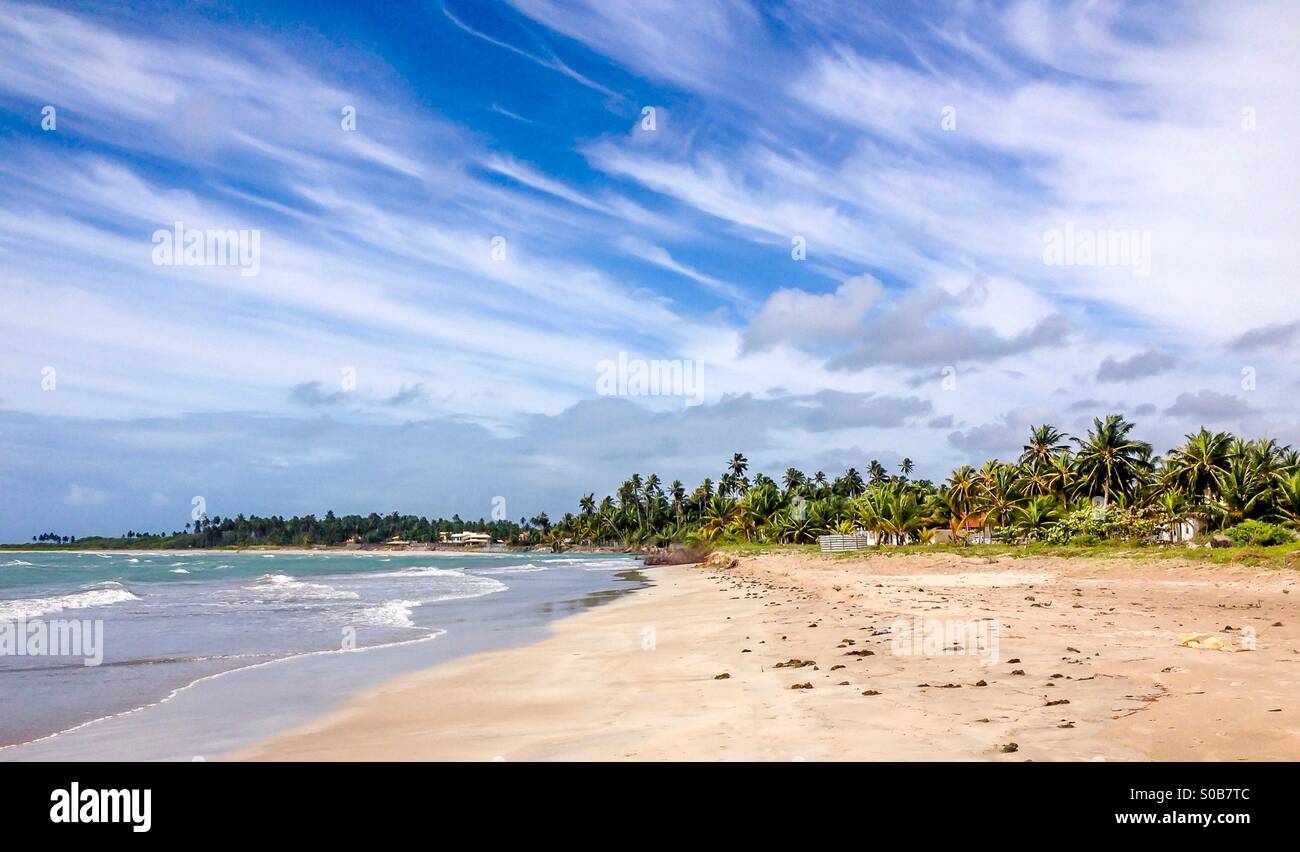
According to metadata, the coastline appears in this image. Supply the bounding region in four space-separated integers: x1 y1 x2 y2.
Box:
0 553 646 759
236 552 1300 761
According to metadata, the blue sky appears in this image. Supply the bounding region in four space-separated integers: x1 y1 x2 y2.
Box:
1 0 1298 540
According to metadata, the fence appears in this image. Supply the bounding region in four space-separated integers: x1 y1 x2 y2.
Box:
818 533 876 552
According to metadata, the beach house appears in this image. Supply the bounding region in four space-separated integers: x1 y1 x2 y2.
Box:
439 531 493 546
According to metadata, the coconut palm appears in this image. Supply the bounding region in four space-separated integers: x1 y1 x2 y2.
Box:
842 467 866 497
1272 470 1300 527
1072 415 1152 505
899 457 915 477
783 467 806 494
1012 496 1060 541
1212 457 1271 526
1164 428 1233 504
1020 424 1070 471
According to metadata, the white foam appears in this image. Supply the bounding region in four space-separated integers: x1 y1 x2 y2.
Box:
370 565 472 579
1 559 35 567
243 573 359 601
170 568 190 574
359 599 422 628
0 582 140 621
475 562 548 575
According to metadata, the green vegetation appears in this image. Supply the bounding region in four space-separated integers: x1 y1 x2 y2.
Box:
546 417 1300 555
17 415 1300 561
11 512 539 550
1222 519 1294 547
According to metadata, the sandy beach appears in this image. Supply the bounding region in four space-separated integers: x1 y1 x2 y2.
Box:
235 552 1300 761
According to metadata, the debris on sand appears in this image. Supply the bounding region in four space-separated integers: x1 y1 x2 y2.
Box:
1178 633 1228 651
773 658 816 669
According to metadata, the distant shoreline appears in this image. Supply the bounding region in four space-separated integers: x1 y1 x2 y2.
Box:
0 544 635 556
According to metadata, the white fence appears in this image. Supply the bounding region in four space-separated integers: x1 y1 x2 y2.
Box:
818 533 877 552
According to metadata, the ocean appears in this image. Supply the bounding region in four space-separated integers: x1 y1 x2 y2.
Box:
0 550 645 760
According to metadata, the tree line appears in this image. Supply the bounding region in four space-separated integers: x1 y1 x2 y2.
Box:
545 416 1300 548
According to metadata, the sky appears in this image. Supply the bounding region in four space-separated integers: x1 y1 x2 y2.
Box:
0 0 1298 540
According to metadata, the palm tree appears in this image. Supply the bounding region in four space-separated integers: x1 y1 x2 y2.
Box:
977 463 1026 532
1154 490 1189 543
1212 457 1271 527
1012 496 1060 541
728 452 748 481
1020 424 1070 471
1165 428 1233 504
700 495 740 541
842 467 866 497
578 493 596 515
1041 451 1076 502
782 467 806 494
1072 415 1152 505
868 460 887 484
1272 470 1300 527
899 457 915 478
670 480 686 523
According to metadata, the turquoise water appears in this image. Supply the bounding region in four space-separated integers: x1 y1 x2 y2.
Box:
0 550 643 757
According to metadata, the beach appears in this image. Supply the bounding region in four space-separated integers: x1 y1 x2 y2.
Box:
236 551 1300 761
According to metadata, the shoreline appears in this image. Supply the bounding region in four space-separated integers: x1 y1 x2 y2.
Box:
1 554 648 760
0 547 631 556
235 552 1300 761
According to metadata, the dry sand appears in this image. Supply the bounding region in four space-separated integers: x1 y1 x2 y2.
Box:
234 552 1300 761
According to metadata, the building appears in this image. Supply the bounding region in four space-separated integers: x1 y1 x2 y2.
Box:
1156 515 1206 543
439 531 493 546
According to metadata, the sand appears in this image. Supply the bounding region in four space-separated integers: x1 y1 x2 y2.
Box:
234 551 1300 761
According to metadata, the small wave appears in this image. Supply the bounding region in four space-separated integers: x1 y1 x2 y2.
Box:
358 599 422 628
243 574 359 601
475 562 548 575
370 565 471 578
1 559 35 567
0 582 140 621
170 568 190 574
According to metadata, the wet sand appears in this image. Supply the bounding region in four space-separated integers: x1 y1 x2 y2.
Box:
235 552 1300 761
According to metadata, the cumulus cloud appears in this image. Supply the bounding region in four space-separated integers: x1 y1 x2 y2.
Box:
742 276 884 353
1096 349 1178 382
1229 321 1300 351
1163 390 1254 421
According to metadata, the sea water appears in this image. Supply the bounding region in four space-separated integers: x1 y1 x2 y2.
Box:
0 550 643 759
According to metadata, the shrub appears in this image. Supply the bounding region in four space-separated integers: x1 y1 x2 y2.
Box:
1222 520 1294 547
1042 505 1159 545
